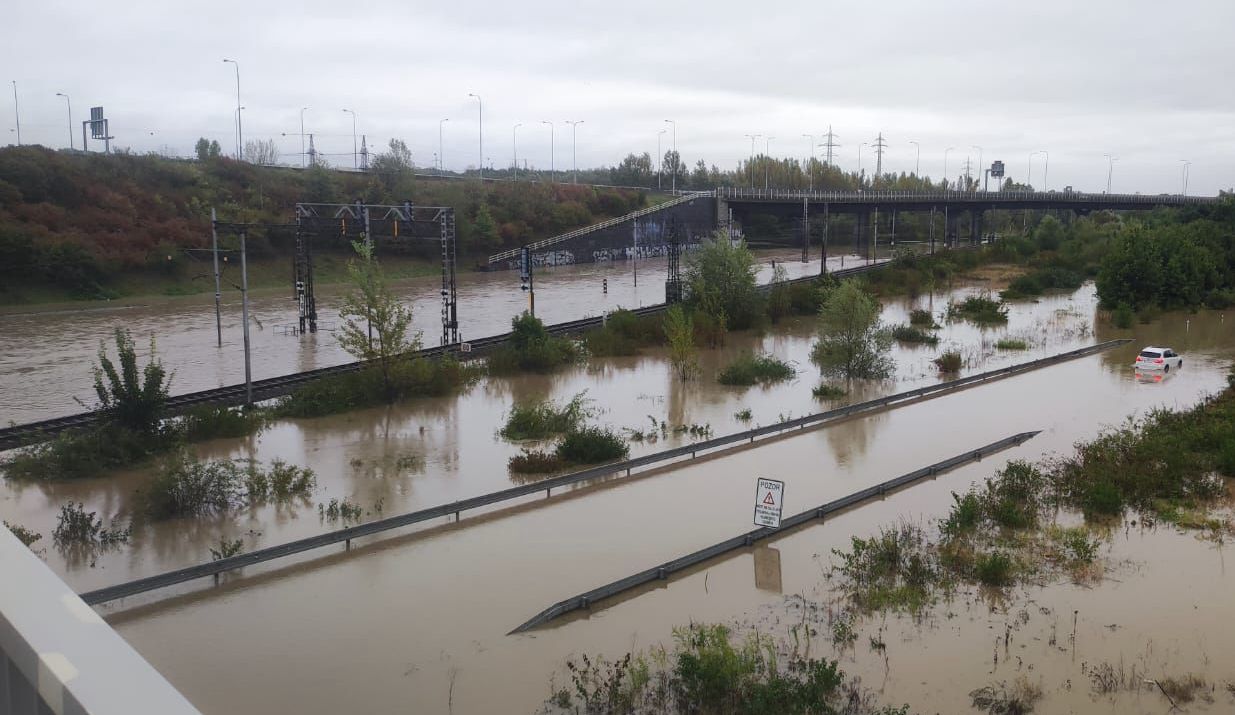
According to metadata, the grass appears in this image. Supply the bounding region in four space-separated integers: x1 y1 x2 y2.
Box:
934 351 963 373
812 384 848 400
947 294 1009 325
891 324 939 345
500 392 594 441
830 522 944 613
995 338 1029 350
734 408 753 422
717 354 796 386
969 676 1043 715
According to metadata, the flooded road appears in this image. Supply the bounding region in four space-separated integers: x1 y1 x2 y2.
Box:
0 248 869 423
4 276 1229 713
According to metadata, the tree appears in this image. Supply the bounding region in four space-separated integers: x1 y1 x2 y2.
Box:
195 138 222 161
811 282 893 379
336 239 421 400
663 305 698 381
90 328 171 434
371 139 414 174
1033 214 1066 250
1095 225 1163 308
610 152 653 187
662 150 685 188
473 203 500 250
685 231 762 331
243 139 279 165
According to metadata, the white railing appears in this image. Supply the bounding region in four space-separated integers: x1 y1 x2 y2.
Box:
488 192 708 263
714 186 1218 205
0 525 201 714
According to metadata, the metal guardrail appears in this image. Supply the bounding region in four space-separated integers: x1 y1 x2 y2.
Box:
509 430 1041 633
0 525 201 714
488 193 703 263
716 187 1221 205
0 263 886 451
79 337 1126 607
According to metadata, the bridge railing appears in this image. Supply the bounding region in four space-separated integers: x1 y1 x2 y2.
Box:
715 186 1218 205
0 525 201 714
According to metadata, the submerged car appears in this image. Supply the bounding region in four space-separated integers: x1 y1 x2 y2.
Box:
1132 346 1183 371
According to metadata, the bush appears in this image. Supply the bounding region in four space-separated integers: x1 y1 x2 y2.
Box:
52 502 129 547
946 295 1008 325
1111 303 1134 328
2 423 177 481
1081 481 1123 517
4 521 42 548
934 351 963 373
584 309 664 357
508 449 566 474
181 405 267 441
891 324 939 345
488 313 581 373
556 426 630 464
500 392 594 441
276 358 477 418
973 551 1014 586
908 308 937 327
812 384 848 400
145 452 315 519
995 338 1028 350
89 328 171 435
718 354 796 386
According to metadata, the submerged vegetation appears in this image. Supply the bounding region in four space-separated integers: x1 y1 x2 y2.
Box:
890 324 939 345
145 452 315 519
717 353 796 386
811 282 894 380
275 358 478 418
946 294 1009 325
500 392 595 441
507 425 630 474
489 313 583 373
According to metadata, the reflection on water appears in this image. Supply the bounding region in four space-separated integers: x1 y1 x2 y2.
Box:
3 278 1234 714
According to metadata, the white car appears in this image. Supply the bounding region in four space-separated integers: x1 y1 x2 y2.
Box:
1132 346 1183 372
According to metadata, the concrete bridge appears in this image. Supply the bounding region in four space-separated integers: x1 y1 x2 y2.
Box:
489 188 1222 268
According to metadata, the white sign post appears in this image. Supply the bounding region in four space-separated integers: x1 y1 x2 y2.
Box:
753 478 785 529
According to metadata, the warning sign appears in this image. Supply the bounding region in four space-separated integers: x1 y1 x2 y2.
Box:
753 478 785 528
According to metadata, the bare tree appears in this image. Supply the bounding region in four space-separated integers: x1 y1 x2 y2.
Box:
244 139 280 166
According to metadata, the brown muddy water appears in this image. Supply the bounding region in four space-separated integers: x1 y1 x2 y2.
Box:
3 277 1233 714
0 248 872 423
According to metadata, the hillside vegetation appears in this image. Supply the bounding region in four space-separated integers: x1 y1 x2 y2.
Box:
0 146 651 301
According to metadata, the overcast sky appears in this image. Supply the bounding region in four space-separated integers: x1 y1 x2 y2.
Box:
5 0 1233 194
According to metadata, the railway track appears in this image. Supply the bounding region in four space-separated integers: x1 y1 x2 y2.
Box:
0 263 883 451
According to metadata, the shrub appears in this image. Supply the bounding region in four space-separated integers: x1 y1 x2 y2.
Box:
718 353 796 386
946 294 1009 325
811 282 894 380
934 351 963 373
276 358 477 418
500 392 594 441
556 426 630 464
734 408 753 422
488 313 581 373
508 449 567 474
209 538 244 561
89 328 171 435
973 551 1014 586
1081 481 1123 517
181 405 267 441
891 324 939 345
941 492 981 536
1112 303 1134 328
908 308 937 327
2 423 176 481
812 384 847 400
4 521 42 548
145 452 315 519
584 309 664 357
52 503 129 547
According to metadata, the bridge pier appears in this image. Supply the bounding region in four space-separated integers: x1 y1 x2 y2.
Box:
971 209 984 245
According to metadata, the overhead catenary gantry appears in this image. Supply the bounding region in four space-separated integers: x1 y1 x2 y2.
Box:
294 201 460 346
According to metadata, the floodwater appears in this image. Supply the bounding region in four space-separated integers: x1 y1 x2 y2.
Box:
0 248 873 423
3 277 1233 714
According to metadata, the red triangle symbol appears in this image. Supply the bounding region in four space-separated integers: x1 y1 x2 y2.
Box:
762 491 776 506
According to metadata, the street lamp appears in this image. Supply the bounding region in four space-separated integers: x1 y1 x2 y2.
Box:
512 123 522 179
1027 151 1037 189
299 107 309 167
467 93 482 180
438 118 449 174
802 133 816 190
565 120 584 183
342 109 357 169
859 142 871 179
54 92 72 149
744 133 760 189
908 140 920 177
764 136 775 190
943 147 955 189
1039 150 1049 191
658 129 668 190
1179 159 1191 195
971 145 983 191
222 59 241 159
663 119 676 193
1104 154 1117 193
541 120 555 181
11 81 20 146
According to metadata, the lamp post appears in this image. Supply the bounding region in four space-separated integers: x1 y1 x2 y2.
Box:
744 133 760 189
54 92 72 149
512 123 522 179
908 140 920 177
1038 150 1049 191
859 142 869 180
342 108 357 169
943 147 954 189
467 93 482 180
1027 151 1037 189
971 145 983 191
222 59 241 159
802 133 816 190
564 119 584 183
11 81 19 145
658 129 667 190
438 118 449 174
541 120 555 181
663 119 676 193
764 136 775 191
299 107 309 167
1179 159 1191 196
1104 154 1117 193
